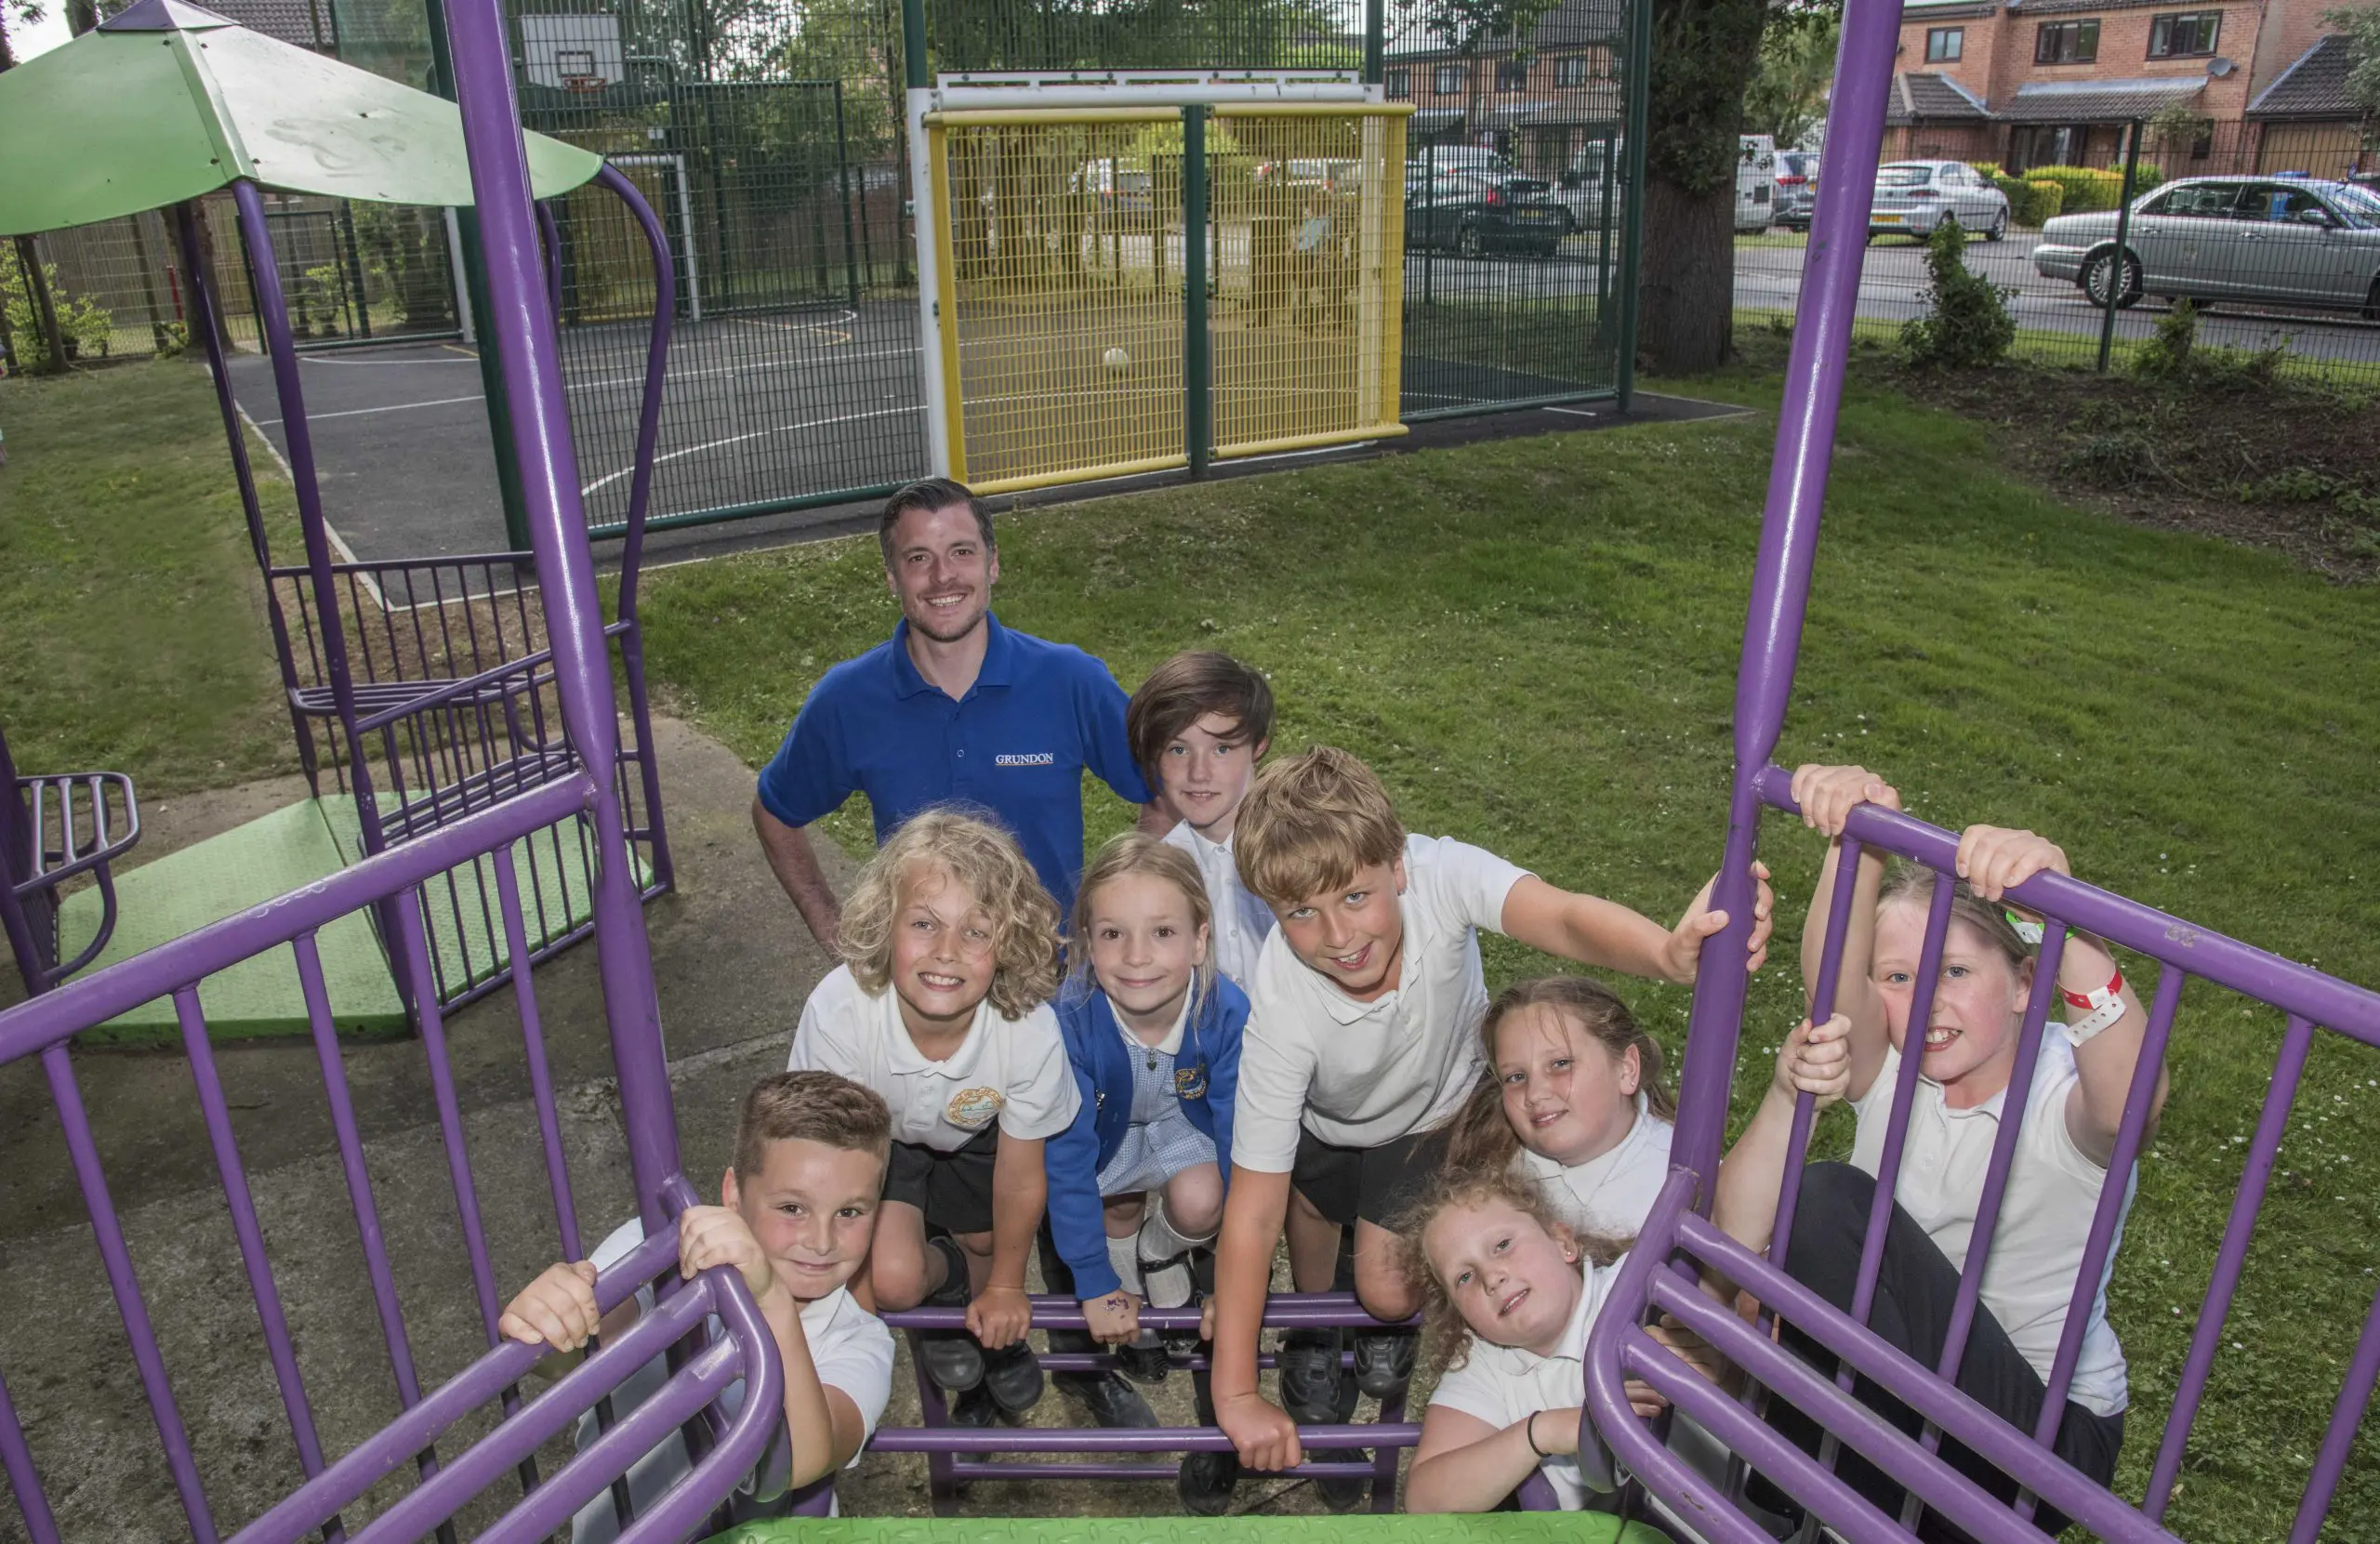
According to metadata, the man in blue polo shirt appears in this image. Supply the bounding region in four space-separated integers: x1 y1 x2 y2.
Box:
752 477 1157 953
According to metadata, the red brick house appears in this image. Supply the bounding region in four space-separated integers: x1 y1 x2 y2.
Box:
1382 0 1628 178
1885 0 2371 176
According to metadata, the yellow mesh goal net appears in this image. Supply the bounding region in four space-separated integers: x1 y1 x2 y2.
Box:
923 103 1408 495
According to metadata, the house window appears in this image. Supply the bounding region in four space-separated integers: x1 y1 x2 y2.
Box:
1386 67 1410 99
1495 58 1528 93
2034 20 2100 64
1926 27 1964 63
1554 54 1593 86
1434 63 1466 97
2149 11 2220 58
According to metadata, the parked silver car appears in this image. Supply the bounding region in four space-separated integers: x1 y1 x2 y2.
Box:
1868 160 2011 243
2031 175 2380 315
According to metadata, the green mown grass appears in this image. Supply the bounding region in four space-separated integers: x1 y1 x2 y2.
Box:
636 369 2380 1541
2 355 2375 1537
0 361 297 793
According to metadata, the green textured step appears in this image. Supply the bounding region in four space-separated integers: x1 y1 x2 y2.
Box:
59 793 628 1042
712 1519 1668 1544
59 798 406 1044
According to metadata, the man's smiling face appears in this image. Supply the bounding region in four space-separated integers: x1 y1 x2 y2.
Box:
884 499 998 644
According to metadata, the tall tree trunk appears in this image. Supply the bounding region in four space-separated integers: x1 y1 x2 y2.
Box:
1635 0 1770 375
1636 173 1733 372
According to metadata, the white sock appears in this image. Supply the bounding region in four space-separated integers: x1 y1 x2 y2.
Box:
1105 1232 1144 1297
1139 1193 1214 1260
1137 1195 1212 1310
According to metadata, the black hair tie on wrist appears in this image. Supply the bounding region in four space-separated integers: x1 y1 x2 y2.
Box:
1525 1411 1551 1458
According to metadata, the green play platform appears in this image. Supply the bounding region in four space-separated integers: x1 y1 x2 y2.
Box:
707 1520 1667 1544
58 795 617 1043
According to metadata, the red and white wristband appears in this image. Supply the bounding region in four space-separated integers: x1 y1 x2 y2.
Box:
2061 970 2127 1045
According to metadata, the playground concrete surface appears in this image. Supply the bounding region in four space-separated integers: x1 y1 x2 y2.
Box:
0 718 1386 1534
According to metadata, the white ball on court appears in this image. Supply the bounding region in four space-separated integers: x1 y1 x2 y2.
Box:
1103 347 1130 371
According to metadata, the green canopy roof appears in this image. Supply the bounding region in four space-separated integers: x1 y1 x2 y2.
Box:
0 0 604 236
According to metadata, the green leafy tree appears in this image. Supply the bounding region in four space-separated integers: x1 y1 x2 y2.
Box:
0 0 46 72
2323 7 2380 127
1741 7 1836 148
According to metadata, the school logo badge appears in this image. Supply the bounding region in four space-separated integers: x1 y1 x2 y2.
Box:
946 1086 1004 1129
1174 1063 1208 1100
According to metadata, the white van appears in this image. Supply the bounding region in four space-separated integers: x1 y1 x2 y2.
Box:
1737 134 1777 233
1550 136 1778 232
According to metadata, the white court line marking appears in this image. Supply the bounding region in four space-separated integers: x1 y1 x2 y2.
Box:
1544 406 1602 417
581 402 924 495
231 395 386 611
300 352 483 366
251 392 487 427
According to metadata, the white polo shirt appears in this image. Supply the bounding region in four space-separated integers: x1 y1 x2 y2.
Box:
1520 1093 1676 1240
569 1216 895 1538
788 965 1079 1151
1425 1254 1623 1511
1231 834 1531 1170
1161 820 1277 987
1849 1023 2134 1417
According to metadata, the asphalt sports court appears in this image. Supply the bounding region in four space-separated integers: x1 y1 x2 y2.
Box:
227 277 1614 565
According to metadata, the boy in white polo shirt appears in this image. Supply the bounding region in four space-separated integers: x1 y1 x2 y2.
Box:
1129 650 1278 987
787 808 1080 1426
498 1071 898 1537
1209 746 1772 1484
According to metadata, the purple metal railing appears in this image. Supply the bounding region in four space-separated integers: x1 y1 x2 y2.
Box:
181 159 678 1016
0 722 142 995
0 0 724 1532
873 1294 1419 1513
1577 0 2380 1537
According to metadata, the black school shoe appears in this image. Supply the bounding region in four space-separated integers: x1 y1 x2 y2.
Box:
947 1382 1002 1428
981 1337 1048 1416
1056 1367 1157 1427
1178 1449 1241 1515
1353 1326 1418 1399
1117 1329 1172 1386
917 1240 985 1393
1277 1328 1367 1511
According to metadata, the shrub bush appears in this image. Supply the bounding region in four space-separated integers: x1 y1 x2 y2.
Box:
2020 164 2164 213
2132 298 2200 381
1901 218 2016 369
1968 166 2072 226
2023 179 2066 225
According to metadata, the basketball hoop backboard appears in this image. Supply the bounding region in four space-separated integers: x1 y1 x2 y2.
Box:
521 15 624 91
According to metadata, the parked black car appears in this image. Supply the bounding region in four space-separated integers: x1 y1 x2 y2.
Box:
1404 171 1568 257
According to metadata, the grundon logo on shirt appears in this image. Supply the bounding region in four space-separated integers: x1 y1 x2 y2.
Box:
994 751 1056 767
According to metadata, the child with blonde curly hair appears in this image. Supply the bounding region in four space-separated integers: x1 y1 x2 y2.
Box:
787 806 1078 1426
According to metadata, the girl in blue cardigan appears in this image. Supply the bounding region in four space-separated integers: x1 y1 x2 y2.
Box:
1048 832 1247 1379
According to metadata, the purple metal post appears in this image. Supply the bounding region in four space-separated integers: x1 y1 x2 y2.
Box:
1667 0 1906 1186
230 181 417 1013
2144 1013 2315 1519
173 986 342 1536
592 161 677 892
0 1357 61 1544
171 201 320 795
438 0 683 1219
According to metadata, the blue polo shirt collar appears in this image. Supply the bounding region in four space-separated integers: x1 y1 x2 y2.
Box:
889 613 1016 701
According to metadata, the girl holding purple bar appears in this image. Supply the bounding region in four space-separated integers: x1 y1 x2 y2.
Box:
1713 763 2166 1538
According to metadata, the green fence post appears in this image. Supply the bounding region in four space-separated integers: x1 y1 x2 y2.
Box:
1614 0 1653 413
1363 1 1384 84
1183 105 1210 479
2096 120 2143 375
835 81 862 304
423 0 531 551
903 0 930 90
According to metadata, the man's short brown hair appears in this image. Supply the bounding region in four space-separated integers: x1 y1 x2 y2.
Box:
1126 651 1275 789
878 478 994 569
733 1070 893 1181
1233 746 1406 908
